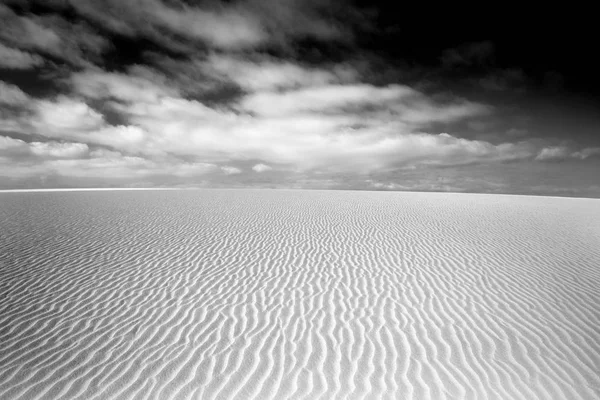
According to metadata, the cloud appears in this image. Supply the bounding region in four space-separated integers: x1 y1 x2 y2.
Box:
0 57 531 176
242 84 419 117
535 146 571 161
0 82 32 133
1 91 150 154
29 141 89 158
0 136 89 159
252 163 272 172
572 147 600 160
368 179 467 193
60 0 352 50
0 136 28 152
147 2 268 49
1 41 597 191
0 4 109 66
0 3 597 195
230 66 490 125
221 166 242 175
32 96 105 134
0 42 44 69
0 136 217 182
0 5 61 52
203 54 357 91
68 0 267 49
535 145 600 161
0 81 30 105
70 68 177 104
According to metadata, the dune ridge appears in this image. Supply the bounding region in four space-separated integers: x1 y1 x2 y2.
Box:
1 189 599 399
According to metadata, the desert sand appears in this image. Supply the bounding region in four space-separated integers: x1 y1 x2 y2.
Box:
0 189 599 400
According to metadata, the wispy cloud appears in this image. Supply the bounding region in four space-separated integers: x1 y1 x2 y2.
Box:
0 136 217 182
0 4 109 66
61 0 352 50
0 42 44 69
0 81 31 106
536 145 600 161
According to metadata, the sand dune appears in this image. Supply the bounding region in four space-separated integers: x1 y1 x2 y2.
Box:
0 189 599 400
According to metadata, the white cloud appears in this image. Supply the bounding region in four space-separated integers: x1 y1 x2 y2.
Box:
240 81 490 130
0 136 89 159
7 56 594 187
46 155 215 180
29 142 89 158
70 69 177 103
1 93 150 154
204 55 356 91
252 163 272 172
535 146 570 161
368 179 467 193
0 138 217 181
0 136 27 151
2 66 526 174
389 100 491 125
242 84 419 117
33 97 105 133
221 166 242 175
536 145 600 161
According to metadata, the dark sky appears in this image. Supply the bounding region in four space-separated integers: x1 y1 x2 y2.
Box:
1 0 599 197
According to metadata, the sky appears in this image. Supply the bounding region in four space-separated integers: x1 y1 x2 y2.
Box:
0 1 599 197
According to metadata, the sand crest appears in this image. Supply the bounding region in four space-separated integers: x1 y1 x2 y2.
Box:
1 189 599 399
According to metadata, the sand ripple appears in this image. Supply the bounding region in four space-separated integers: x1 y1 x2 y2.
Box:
1 189 599 400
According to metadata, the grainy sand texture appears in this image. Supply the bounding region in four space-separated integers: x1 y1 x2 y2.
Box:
1 189 599 400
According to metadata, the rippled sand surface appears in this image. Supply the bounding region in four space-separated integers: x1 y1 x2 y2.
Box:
1 189 599 400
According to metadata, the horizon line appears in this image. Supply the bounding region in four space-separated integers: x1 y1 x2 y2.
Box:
0 187 598 201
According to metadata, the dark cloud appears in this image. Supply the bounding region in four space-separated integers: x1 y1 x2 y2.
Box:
0 42 44 69
24 0 359 51
0 3 110 66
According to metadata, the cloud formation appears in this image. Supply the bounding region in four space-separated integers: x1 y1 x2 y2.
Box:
48 0 351 50
536 146 600 161
0 81 30 105
1 1 599 196
0 136 217 183
0 4 109 66
253 163 273 172
0 42 44 69
0 53 591 185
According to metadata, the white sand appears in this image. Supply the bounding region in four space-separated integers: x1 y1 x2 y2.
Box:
0 189 599 400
